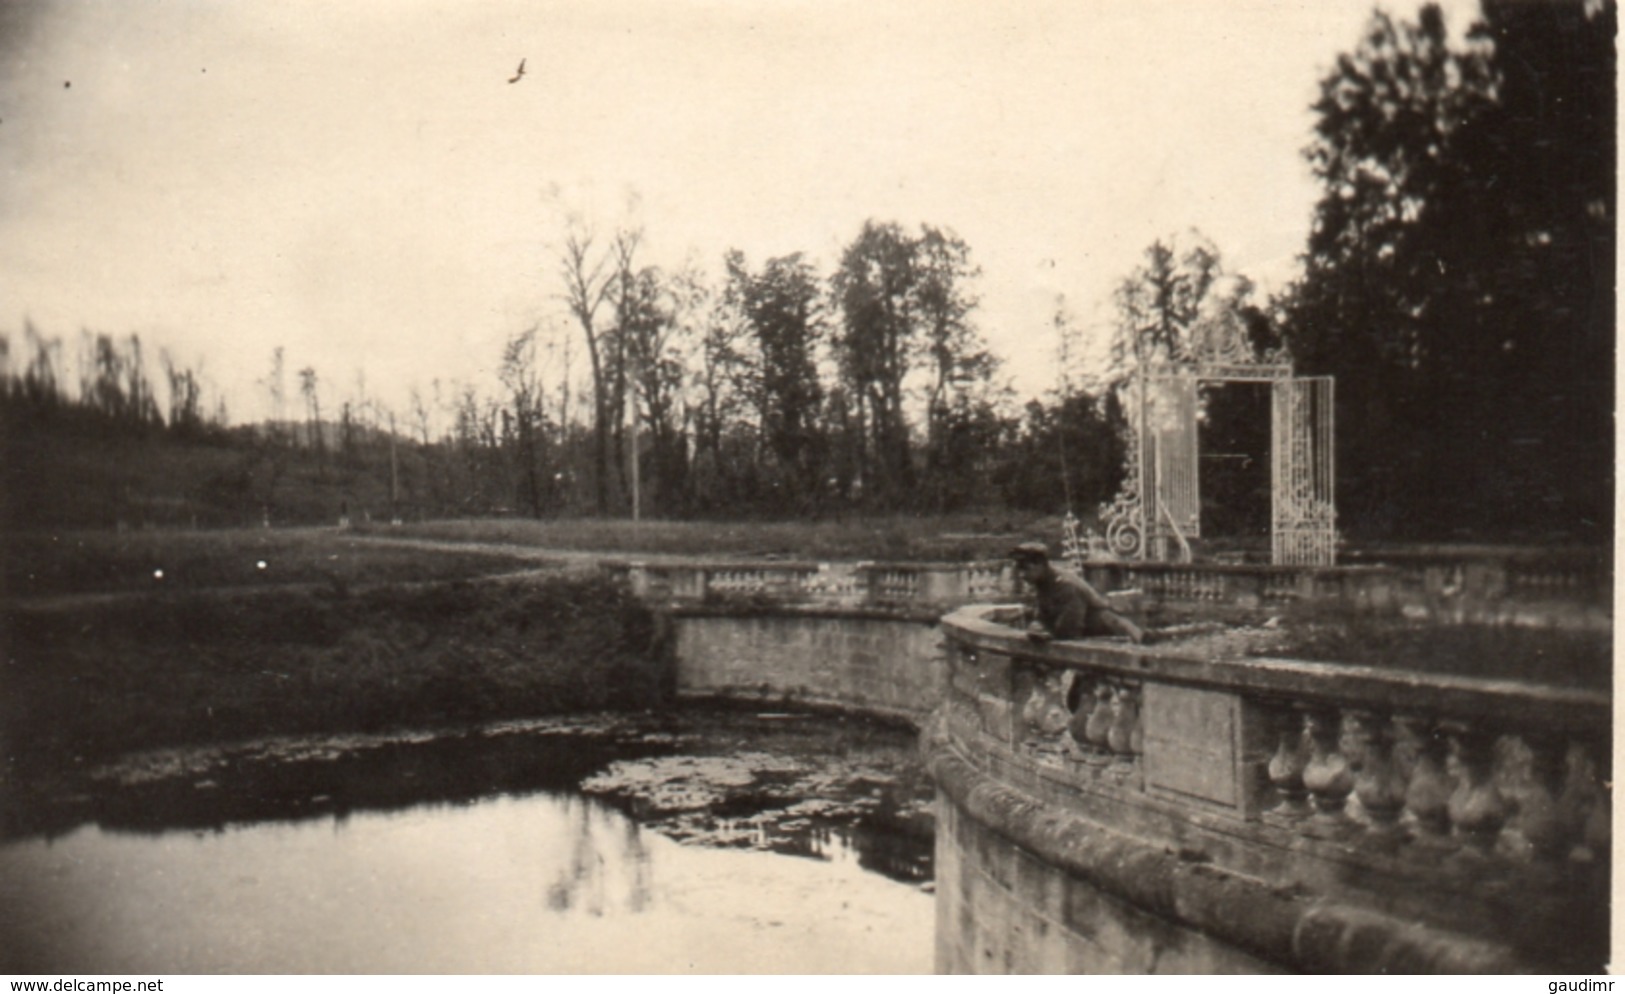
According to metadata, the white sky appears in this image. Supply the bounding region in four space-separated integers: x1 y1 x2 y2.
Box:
0 0 1483 426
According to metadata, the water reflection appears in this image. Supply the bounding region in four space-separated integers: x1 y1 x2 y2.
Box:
727 817 932 884
544 796 654 916
1 790 932 974
1 711 936 974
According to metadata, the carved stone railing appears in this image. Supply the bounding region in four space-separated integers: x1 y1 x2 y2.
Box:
933 603 1610 973
1078 547 1610 632
605 559 1018 611
605 546 1609 633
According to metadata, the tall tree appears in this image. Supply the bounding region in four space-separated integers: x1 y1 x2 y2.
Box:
161 349 205 437
558 222 618 514
915 226 990 435
617 261 689 515
1285 1 1613 539
1109 235 1224 383
832 220 919 503
298 366 323 455
727 250 827 507
499 325 548 517
830 220 987 507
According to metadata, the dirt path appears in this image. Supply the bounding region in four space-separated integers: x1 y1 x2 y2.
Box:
2 534 731 613
342 533 648 569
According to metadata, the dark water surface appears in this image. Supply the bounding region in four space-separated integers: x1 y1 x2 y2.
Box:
0 709 935 974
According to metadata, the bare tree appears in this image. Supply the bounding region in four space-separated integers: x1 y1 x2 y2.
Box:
298 366 324 455
499 325 549 517
558 221 618 514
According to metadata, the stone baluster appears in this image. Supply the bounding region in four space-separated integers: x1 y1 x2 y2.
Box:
1444 721 1509 851
1022 674 1071 745
1020 683 1047 747
1107 683 1141 769
1071 681 1116 767
1560 737 1612 861
1301 707 1354 818
1516 734 1577 861
1581 743 1611 860
1266 706 1310 817
1349 710 1408 831
1397 716 1453 840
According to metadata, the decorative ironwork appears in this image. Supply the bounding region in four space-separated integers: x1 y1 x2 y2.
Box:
1271 377 1337 566
1092 322 1337 566
1061 512 1088 571
1184 302 1293 369
1099 437 1145 560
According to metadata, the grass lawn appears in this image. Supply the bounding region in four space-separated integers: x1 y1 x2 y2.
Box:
358 511 1062 563
1 526 561 600
2 513 1067 600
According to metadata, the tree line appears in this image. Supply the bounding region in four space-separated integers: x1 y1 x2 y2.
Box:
0 226 1130 525
1 0 1611 542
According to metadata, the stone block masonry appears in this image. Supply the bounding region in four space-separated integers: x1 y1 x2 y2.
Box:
638 567 1608 975
671 608 946 724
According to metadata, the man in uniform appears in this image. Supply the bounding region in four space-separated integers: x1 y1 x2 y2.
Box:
1009 541 1147 645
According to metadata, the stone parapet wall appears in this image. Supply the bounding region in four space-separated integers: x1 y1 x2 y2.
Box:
611 558 1015 612
931 735 1543 973
933 605 1611 973
1080 550 1610 632
932 786 1286 974
636 566 1610 975
606 545 1609 632
670 607 946 724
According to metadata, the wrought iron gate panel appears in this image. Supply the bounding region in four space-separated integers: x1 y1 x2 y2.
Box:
1150 376 1201 560
1097 328 1337 565
1271 376 1337 566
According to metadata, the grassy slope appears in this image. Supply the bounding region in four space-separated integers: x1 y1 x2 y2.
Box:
1 527 553 600
2 574 673 775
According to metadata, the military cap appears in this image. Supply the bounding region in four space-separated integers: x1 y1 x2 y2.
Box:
1008 541 1051 563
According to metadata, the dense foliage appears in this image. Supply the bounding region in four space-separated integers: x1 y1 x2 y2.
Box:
1283 0 1614 540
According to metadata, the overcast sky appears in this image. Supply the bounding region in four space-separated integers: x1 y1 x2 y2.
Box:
1 0 1482 425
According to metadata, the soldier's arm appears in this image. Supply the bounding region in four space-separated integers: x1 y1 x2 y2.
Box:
1048 589 1092 639
1065 573 1116 611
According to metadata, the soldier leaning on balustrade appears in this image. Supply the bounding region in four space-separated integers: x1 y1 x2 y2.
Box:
1009 542 1147 645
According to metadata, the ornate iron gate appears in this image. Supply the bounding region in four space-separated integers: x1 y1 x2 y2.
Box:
1096 351 1337 567
1270 376 1337 566
1148 375 1201 560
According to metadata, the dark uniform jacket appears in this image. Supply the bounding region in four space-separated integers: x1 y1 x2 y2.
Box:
1031 567 1120 639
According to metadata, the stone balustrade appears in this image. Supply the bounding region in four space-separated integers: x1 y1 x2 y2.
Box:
607 546 1609 633
607 559 1018 610
933 602 1610 972
1080 552 1609 632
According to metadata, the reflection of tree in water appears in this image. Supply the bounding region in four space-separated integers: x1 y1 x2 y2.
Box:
543 796 653 915
742 816 932 885
850 819 932 884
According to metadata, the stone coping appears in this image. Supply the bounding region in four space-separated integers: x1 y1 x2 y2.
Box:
928 721 1557 974
668 602 944 624
940 604 1610 733
599 557 1009 571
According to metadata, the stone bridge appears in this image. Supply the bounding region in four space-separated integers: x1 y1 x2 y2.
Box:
605 549 1611 974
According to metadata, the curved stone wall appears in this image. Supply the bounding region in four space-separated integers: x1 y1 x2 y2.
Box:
671 606 945 724
930 605 1610 974
649 569 1610 975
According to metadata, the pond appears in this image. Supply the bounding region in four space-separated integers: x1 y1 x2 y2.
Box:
0 708 936 974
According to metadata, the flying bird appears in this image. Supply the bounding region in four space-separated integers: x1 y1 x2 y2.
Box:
508 58 526 84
